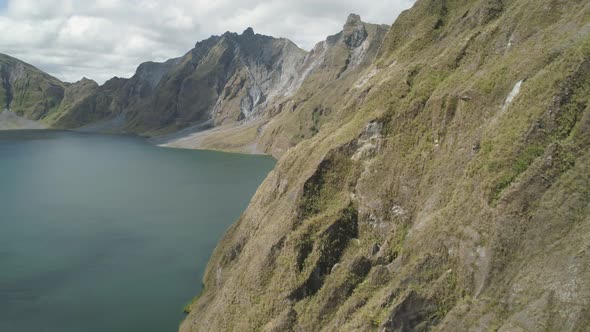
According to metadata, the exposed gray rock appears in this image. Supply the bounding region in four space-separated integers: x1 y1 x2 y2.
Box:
343 14 369 49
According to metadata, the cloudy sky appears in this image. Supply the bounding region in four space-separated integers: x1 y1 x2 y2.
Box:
0 0 415 84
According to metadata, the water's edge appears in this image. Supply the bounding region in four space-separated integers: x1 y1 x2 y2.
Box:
0 130 276 332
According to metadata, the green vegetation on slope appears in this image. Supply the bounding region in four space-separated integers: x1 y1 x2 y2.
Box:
0 53 65 120
181 0 590 331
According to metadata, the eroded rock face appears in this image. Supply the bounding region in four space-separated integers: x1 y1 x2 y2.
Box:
180 0 590 331
142 14 390 154
113 30 310 133
343 14 369 49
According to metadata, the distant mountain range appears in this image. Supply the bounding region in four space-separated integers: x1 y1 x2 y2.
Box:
0 14 388 155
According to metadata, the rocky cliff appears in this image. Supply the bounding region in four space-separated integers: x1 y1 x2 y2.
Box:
160 14 390 155
180 0 590 331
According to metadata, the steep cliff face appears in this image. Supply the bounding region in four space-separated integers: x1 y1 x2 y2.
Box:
255 14 391 156
181 0 590 331
120 30 308 135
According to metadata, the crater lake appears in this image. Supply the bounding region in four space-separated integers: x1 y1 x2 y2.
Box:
0 130 275 332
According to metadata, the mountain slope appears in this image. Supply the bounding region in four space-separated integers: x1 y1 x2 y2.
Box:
122 30 308 135
180 0 590 331
160 14 391 155
0 53 65 120
40 30 309 136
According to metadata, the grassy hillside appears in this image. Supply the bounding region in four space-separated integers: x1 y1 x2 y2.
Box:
181 0 590 330
0 53 65 120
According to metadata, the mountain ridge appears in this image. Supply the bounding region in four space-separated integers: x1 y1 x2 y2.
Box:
0 14 389 158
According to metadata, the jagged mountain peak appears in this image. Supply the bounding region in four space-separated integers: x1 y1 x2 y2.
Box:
242 27 255 36
319 13 387 50
345 13 363 26
77 77 98 85
343 14 369 49
221 30 239 39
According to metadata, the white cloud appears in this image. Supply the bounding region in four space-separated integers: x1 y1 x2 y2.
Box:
0 0 415 84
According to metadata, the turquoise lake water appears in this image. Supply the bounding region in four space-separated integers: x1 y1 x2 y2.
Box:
0 130 275 332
